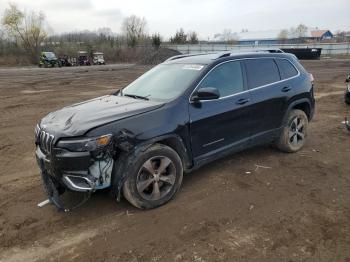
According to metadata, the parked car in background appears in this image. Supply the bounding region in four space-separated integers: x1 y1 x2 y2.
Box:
93 52 106 65
39 52 61 68
77 51 91 66
35 50 315 211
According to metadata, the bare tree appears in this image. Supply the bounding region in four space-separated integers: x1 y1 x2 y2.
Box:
121 15 147 47
187 31 199 44
170 28 187 44
151 33 161 49
2 3 47 62
293 24 308 38
221 29 237 44
278 29 289 39
278 29 289 44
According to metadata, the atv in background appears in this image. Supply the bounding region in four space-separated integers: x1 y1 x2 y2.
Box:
77 51 91 66
93 52 105 65
59 55 73 67
345 75 350 104
39 52 61 68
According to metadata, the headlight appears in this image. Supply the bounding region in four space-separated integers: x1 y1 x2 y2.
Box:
57 134 112 152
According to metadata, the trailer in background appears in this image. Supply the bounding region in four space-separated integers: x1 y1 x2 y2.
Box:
273 48 322 60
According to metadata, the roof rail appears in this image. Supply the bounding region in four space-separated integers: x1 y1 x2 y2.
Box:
165 53 212 62
214 51 232 59
211 48 284 60
166 49 285 62
232 48 284 54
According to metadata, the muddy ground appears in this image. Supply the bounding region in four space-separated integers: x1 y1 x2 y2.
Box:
0 60 349 262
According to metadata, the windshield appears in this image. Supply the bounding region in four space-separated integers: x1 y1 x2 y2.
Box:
120 64 204 101
44 52 56 58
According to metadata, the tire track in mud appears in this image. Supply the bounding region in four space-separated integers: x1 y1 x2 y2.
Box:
0 229 98 262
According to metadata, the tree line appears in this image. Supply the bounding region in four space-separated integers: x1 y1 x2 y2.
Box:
0 3 199 64
1 3 349 65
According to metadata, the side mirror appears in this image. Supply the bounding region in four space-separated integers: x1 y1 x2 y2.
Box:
192 87 220 102
346 75 350 83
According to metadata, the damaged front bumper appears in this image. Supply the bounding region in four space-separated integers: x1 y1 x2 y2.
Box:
35 142 114 211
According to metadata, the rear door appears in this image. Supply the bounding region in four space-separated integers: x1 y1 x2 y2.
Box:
244 58 297 140
189 60 253 158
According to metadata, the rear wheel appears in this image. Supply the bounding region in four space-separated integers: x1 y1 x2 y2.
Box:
276 109 308 153
122 144 183 209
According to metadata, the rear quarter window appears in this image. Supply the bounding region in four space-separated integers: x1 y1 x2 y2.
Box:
244 58 280 89
275 59 298 79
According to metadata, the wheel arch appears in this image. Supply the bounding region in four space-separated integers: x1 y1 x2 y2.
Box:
285 99 312 122
111 134 193 201
139 134 193 171
292 101 311 120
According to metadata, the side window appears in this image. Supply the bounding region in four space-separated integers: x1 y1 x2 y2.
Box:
275 59 298 79
245 58 280 89
198 61 244 97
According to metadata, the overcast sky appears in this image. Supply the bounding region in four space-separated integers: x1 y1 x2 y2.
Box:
0 0 349 39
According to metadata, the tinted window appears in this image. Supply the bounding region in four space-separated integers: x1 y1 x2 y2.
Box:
245 58 280 88
275 59 298 79
198 61 244 97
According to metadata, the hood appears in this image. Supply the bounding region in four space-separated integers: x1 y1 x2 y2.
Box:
40 95 164 137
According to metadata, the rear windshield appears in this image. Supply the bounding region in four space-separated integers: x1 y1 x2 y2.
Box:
120 64 204 101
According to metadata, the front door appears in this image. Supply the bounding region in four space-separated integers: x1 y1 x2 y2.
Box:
189 60 253 159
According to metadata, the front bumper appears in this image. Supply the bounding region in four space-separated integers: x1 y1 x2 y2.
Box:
36 144 114 211
36 146 96 192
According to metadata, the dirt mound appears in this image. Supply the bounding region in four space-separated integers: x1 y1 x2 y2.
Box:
139 48 182 65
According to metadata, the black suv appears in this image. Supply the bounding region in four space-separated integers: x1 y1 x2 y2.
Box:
35 51 315 210
345 75 350 104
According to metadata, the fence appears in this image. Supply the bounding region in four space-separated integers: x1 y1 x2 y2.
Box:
163 43 350 56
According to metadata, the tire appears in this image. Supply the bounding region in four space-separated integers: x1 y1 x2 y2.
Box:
122 144 183 209
276 109 308 153
345 95 350 105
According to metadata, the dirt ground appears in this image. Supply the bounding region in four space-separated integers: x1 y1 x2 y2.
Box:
0 60 349 262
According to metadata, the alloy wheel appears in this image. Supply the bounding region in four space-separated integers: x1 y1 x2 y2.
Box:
136 156 176 201
289 116 305 146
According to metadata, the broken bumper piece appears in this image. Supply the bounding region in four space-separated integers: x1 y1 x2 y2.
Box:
40 171 92 212
344 117 350 132
35 145 114 211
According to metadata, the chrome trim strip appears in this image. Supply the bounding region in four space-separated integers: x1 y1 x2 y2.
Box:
39 130 55 153
63 175 94 191
189 57 301 103
202 138 225 147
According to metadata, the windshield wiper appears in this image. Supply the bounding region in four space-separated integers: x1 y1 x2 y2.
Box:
123 93 150 101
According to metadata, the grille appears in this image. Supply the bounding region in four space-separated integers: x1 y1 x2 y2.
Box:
38 130 55 154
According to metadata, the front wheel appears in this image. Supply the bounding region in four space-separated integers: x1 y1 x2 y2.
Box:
345 94 350 105
276 109 309 153
122 144 183 209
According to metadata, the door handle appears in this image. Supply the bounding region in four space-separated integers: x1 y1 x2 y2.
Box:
281 86 292 92
236 98 250 105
